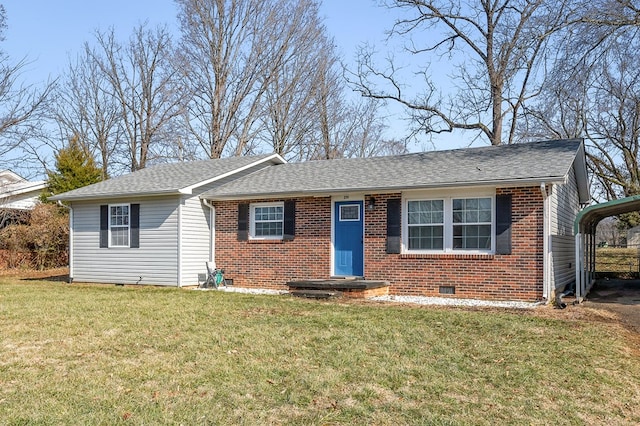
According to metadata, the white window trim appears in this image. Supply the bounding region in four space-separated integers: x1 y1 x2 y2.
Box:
402 193 495 254
109 203 131 248
249 201 284 240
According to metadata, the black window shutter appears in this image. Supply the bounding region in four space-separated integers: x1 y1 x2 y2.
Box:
238 203 249 241
386 198 401 254
495 194 512 255
99 205 108 248
283 200 295 240
130 204 140 248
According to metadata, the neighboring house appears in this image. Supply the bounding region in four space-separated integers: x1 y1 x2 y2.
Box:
51 139 589 302
627 225 640 248
0 170 47 211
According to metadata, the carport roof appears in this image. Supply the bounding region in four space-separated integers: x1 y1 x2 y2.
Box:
575 194 640 234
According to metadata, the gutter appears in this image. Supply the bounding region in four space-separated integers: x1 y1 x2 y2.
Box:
57 200 73 283
201 199 216 268
49 189 185 202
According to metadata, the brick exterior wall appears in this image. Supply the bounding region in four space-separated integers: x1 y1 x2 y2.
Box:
214 186 544 301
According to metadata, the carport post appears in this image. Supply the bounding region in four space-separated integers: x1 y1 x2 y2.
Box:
575 233 583 301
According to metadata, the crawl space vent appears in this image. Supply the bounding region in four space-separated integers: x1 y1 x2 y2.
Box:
439 286 455 295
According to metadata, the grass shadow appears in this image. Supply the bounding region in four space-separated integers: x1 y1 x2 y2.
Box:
20 274 70 283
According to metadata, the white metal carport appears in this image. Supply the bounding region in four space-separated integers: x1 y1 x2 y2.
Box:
575 195 640 302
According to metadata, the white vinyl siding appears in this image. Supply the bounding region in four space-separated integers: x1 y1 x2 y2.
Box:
179 195 212 287
550 164 581 291
181 166 275 285
68 161 278 287
70 197 179 286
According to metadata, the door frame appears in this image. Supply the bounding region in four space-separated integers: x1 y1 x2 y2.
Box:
331 195 365 277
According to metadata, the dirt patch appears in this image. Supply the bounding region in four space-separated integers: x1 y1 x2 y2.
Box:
583 279 640 336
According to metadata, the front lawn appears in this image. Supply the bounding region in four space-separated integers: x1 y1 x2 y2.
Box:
1 277 639 425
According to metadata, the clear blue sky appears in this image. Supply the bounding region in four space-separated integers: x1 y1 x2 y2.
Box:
3 0 391 88
2 0 463 162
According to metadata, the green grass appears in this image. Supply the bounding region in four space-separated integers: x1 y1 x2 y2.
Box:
1 278 639 425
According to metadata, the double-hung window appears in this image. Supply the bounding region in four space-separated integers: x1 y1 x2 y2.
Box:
407 200 444 250
250 202 284 239
452 198 492 250
110 204 130 247
404 195 494 253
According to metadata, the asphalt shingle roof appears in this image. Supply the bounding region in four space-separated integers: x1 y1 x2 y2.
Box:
49 154 278 201
203 139 584 199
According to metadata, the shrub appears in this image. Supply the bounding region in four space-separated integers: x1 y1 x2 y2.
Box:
0 203 69 269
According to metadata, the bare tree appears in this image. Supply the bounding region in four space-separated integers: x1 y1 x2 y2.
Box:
342 98 408 158
53 46 122 179
520 1 640 205
258 0 328 160
585 46 640 201
349 0 571 146
0 6 54 170
596 217 623 246
306 42 398 160
176 0 269 158
307 43 355 160
91 24 184 171
177 0 345 158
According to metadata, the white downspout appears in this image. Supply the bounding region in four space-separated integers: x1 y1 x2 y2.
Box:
575 232 583 302
201 199 216 268
177 202 183 287
57 200 73 282
540 183 551 302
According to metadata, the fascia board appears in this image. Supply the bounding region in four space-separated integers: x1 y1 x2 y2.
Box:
178 154 287 195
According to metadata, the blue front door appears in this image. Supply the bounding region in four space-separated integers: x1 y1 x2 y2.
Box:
334 201 364 276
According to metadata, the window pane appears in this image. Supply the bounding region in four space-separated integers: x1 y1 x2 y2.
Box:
340 205 360 221
465 210 478 223
479 198 491 210
407 200 443 225
255 222 283 237
408 225 444 250
111 227 129 247
255 206 283 221
453 224 492 249
453 197 491 224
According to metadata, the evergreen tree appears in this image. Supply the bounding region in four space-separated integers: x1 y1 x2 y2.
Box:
43 135 102 201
